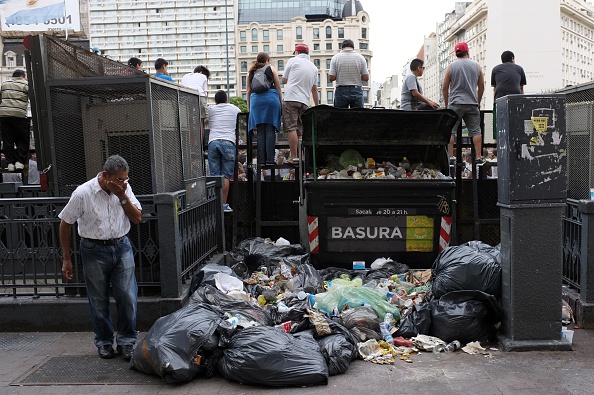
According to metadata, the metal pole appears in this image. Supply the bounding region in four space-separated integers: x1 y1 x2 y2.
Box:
225 0 230 97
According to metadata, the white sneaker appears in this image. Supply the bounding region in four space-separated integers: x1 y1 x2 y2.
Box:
15 161 24 170
223 204 233 213
7 163 15 171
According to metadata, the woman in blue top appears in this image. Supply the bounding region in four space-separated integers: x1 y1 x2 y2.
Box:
247 52 283 165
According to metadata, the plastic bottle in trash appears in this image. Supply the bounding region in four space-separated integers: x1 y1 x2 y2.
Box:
433 344 445 359
384 312 394 326
445 340 461 352
379 322 394 343
401 157 411 171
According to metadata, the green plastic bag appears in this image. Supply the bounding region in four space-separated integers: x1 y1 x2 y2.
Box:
339 149 365 169
315 286 400 322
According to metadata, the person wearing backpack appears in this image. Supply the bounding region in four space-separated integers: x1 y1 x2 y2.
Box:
247 52 282 165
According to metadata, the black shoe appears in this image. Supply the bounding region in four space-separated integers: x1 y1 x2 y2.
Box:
117 344 134 361
98 345 115 359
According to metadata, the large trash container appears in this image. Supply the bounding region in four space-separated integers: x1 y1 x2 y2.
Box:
299 106 459 269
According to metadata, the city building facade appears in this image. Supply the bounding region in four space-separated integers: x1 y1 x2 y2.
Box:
236 0 372 107
87 0 237 96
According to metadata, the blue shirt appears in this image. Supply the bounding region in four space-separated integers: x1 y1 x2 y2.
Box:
154 73 174 82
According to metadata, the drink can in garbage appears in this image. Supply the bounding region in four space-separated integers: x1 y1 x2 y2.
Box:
275 321 292 333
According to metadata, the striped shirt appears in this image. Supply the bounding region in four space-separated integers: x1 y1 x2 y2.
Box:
58 173 142 240
0 78 28 118
329 50 369 87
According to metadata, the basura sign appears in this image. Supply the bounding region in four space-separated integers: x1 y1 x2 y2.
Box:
326 215 435 253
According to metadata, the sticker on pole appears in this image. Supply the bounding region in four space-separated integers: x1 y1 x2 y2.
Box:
531 116 548 132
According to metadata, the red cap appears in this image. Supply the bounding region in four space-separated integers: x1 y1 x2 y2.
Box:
455 42 469 55
294 43 309 54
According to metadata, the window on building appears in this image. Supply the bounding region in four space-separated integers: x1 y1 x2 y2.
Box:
327 90 333 103
314 59 320 69
252 45 258 52
359 43 368 50
277 29 283 40
314 43 320 50
278 60 284 70
361 27 367 39
326 43 332 50
277 44 283 52
338 27 344 38
326 26 332 39
326 72 332 87
241 61 247 72
317 73 321 87
240 46 247 53
264 45 269 53
242 76 246 89
296 26 303 39
242 93 247 100
263 30 269 41
313 28 319 39
363 90 369 103
326 59 331 69
251 28 258 41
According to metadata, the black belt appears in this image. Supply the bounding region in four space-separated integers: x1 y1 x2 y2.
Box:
337 85 361 88
82 236 125 245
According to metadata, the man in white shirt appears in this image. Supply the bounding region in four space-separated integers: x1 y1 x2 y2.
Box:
59 155 142 361
207 90 241 213
181 66 210 134
282 43 319 163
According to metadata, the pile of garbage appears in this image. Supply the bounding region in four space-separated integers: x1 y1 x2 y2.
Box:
315 149 449 180
130 237 503 387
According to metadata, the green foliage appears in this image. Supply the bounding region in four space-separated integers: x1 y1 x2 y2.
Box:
230 96 248 113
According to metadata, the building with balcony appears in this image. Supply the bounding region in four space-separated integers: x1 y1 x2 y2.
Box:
87 0 237 96
429 0 594 109
236 0 372 107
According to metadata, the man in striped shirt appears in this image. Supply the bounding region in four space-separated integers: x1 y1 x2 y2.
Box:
329 39 369 108
0 69 30 171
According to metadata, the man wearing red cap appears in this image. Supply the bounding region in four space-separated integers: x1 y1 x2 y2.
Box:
282 43 319 164
442 41 485 162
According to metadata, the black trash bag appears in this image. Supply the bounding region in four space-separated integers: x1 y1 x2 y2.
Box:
429 290 503 344
394 301 432 338
318 267 367 282
188 263 243 297
217 326 329 387
297 263 324 294
190 284 273 326
431 245 502 299
317 334 354 376
130 303 224 384
364 261 410 284
229 237 308 272
339 305 381 341
462 240 501 264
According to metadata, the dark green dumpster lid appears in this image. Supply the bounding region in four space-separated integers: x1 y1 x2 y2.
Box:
301 105 459 146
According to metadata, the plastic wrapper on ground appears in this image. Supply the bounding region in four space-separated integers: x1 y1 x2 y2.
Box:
217 326 329 387
188 263 242 296
315 284 400 321
130 303 224 384
431 245 502 299
429 290 503 344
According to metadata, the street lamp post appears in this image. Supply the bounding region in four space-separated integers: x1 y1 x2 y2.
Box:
225 0 230 97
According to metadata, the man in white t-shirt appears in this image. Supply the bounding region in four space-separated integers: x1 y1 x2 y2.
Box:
181 66 210 134
282 43 319 163
207 90 241 213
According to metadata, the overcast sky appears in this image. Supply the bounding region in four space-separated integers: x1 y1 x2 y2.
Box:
363 1 459 84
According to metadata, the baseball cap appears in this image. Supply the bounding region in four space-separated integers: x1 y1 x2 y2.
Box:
294 43 309 54
455 42 469 55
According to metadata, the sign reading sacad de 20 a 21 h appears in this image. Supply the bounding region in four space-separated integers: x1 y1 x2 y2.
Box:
0 0 80 32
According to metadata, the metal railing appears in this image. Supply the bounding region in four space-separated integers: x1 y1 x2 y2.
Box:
563 199 582 291
0 181 222 299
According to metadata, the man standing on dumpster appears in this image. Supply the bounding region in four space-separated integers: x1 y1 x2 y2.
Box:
329 39 369 108
282 43 319 163
59 155 142 361
442 42 484 163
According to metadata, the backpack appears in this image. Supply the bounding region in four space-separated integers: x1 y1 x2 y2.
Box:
251 65 272 93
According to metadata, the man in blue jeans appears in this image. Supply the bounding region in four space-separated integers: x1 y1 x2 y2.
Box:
329 39 369 108
59 155 142 361
207 90 241 213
